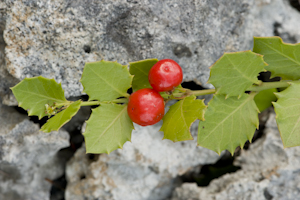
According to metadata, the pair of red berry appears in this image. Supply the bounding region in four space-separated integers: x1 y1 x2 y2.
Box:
127 59 183 126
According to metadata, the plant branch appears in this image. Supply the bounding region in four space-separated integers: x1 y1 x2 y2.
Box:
160 80 296 100
56 98 128 107
80 98 129 106
59 81 296 106
246 81 291 92
80 101 100 106
190 89 216 96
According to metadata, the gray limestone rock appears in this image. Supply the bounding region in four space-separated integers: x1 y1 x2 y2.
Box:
171 112 300 200
0 103 70 200
65 123 220 200
0 41 19 106
253 0 300 43
1 0 300 199
3 0 255 103
0 3 19 105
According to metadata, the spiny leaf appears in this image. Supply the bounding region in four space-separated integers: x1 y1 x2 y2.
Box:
83 104 133 154
11 76 68 119
81 60 133 101
160 95 206 142
41 100 81 132
129 58 158 92
273 82 300 147
198 93 259 155
208 50 267 98
253 36 300 80
254 88 277 112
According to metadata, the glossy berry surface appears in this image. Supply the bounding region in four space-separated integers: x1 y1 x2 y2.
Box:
127 88 164 126
148 59 183 92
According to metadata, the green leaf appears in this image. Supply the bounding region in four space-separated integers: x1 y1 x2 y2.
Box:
83 104 133 154
11 76 68 119
253 37 300 80
198 93 259 155
129 58 158 92
273 82 300 147
208 50 267 97
254 88 277 112
41 100 81 132
160 95 206 142
81 60 133 101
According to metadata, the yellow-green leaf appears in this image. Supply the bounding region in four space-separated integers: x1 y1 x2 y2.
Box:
198 93 259 155
208 50 267 98
254 88 277 112
81 60 133 101
273 82 300 147
83 104 133 154
11 76 68 119
41 100 81 132
160 95 206 142
253 36 300 80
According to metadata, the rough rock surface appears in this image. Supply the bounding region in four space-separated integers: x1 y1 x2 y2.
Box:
0 2 18 105
0 0 300 200
171 112 300 200
65 123 220 200
3 0 255 102
0 102 70 200
253 0 300 43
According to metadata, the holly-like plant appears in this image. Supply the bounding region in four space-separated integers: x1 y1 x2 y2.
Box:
11 36 300 155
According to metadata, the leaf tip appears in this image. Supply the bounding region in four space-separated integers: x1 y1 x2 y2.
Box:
9 86 15 91
105 149 113 155
40 126 50 133
38 114 44 120
85 149 93 154
273 92 280 99
214 88 219 94
247 134 254 143
159 127 164 132
239 143 244 149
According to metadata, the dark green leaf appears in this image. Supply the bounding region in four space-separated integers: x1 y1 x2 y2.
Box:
129 58 158 92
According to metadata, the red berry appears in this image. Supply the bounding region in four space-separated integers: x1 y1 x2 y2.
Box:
127 88 164 126
148 59 183 92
